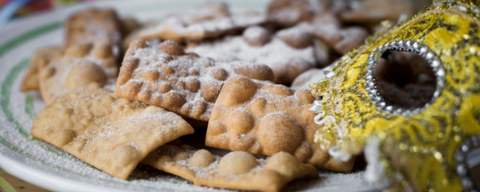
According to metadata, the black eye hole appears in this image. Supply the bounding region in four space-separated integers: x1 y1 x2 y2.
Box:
374 51 437 109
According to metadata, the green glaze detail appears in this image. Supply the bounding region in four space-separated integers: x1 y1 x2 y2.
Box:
1 59 31 138
25 92 35 121
0 23 62 57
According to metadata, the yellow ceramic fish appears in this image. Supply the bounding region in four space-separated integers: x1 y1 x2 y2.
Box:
309 0 480 191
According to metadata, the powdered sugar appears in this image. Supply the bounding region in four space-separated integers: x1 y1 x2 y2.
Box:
276 23 311 41
31 85 194 179
66 8 122 49
139 8 265 41
40 41 119 104
187 36 314 72
131 44 226 98
291 68 326 90
242 25 266 40
148 145 272 180
115 40 273 121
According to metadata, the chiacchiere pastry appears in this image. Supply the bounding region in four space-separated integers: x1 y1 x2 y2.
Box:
31 84 194 179
137 2 265 42
339 0 414 25
39 41 118 104
266 0 332 27
65 8 122 47
308 0 480 191
186 25 317 84
310 26 369 55
291 68 325 90
21 46 62 92
206 76 355 172
114 40 274 121
143 144 318 192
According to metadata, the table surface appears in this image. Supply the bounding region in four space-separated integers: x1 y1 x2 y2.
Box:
0 169 51 192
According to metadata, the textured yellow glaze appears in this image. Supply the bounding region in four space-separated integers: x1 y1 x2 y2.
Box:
310 1 480 191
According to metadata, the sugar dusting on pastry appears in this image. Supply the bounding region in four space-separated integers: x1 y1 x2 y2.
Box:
186 26 316 84
114 40 274 121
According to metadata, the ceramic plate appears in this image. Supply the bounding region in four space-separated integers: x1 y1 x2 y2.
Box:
0 0 376 191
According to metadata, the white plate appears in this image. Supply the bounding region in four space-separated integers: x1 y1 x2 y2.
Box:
0 0 377 191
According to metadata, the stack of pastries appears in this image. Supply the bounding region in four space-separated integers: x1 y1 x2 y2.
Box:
21 0 417 191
